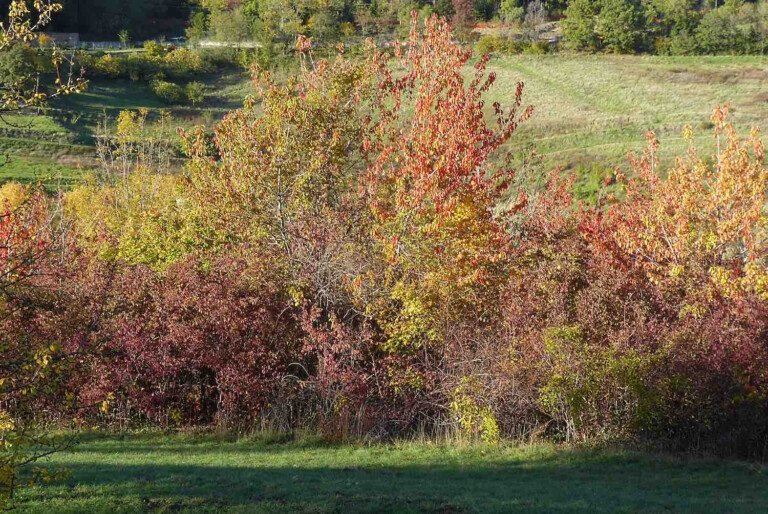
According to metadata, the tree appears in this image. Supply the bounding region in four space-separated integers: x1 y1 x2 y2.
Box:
562 0 600 50
118 29 131 47
0 44 35 99
359 14 531 434
563 0 647 52
209 6 253 42
435 0 455 18
252 0 303 49
500 0 525 24
0 4 86 504
474 0 496 20
186 11 208 44
758 1 768 54
309 9 340 42
595 0 647 53
185 81 206 106
179 13 533 435
0 1 85 113
694 3 749 54
598 107 768 300
523 0 547 41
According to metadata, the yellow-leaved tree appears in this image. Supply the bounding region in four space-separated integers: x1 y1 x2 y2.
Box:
0 2 86 507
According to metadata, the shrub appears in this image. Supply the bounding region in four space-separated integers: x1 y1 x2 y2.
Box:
93 54 124 78
185 81 206 106
163 48 209 78
13 11 768 459
0 182 28 210
475 35 510 55
151 79 185 104
0 191 96 507
143 40 164 58
498 110 768 454
81 256 300 427
523 40 551 54
124 52 164 81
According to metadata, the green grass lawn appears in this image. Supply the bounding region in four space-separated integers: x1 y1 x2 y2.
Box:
13 433 768 513
52 73 252 121
0 155 89 189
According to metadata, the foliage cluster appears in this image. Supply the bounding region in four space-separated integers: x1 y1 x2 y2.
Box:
80 46 226 105
82 46 217 82
4 12 768 505
5 0 191 41
563 0 768 54
193 0 768 56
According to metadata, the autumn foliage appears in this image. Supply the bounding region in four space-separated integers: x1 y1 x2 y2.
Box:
4 13 768 463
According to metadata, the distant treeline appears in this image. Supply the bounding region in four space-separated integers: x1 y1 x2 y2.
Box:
2 0 766 58
0 0 190 41
186 0 768 56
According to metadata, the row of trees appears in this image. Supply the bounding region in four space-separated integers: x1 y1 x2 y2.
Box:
8 0 764 55
564 0 768 54
0 0 192 41
186 0 483 46
193 0 768 55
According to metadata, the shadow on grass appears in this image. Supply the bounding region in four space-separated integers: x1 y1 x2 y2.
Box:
17 441 768 514
69 430 336 452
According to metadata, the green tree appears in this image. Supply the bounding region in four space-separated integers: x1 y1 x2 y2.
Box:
185 81 206 106
186 11 208 44
436 0 456 18
309 10 340 42
0 44 35 99
695 3 742 53
209 6 253 42
595 0 647 53
500 0 525 23
474 0 496 20
562 0 599 49
118 29 131 47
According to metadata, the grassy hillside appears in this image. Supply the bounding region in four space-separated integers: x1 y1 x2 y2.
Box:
13 433 768 513
488 54 768 178
0 72 253 188
1 54 766 195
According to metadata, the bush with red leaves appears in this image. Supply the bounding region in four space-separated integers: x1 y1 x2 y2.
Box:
81 257 301 427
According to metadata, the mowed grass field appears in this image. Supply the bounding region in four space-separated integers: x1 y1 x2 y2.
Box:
487 54 768 175
12 433 768 513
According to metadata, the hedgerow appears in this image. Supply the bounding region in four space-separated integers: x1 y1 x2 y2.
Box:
4 16 768 491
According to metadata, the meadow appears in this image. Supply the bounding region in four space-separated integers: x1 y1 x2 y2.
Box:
485 54 768 194
0 54 768 196
0 71 252 188
13 434 768 513
2 53 766 195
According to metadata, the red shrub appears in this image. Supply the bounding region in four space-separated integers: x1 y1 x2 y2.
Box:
82 256 300 427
